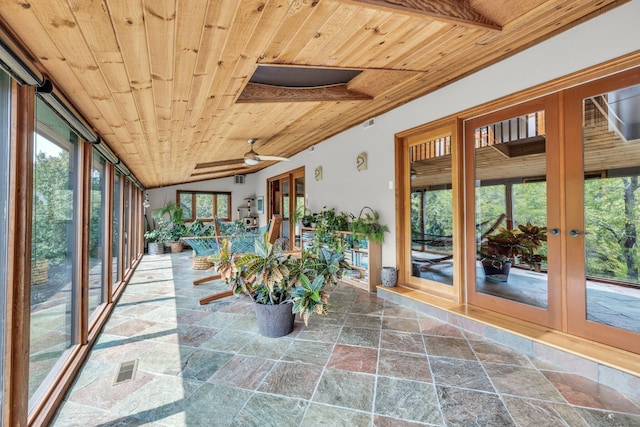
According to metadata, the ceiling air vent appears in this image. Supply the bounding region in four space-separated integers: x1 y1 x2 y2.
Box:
234 174 246 184
363 118 375 129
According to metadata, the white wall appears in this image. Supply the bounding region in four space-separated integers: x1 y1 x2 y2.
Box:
148 0 640 265
145 174 258 227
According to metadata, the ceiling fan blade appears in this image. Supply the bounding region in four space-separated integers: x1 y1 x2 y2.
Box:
256 155 290 162
195 158 246 169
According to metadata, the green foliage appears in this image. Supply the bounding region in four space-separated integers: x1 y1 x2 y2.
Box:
211 232 346 325
350 206 389 244
312 207 350 251
32 152 72 265
154 202 187 242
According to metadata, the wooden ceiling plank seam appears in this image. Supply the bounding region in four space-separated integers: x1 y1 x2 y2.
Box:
106 0 161 185
348 18 456 70
339 0 501 31
316 7 395 68
172 3 242 174
266 0 343 64
71 5 147 156
7 1 128 152
332 13 415 67
188 0 296 165
289 2 363 65
166 0 212 183
260 0 331 63
144 0 177 183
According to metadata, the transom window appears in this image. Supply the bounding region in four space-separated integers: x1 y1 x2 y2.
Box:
178 190 231 222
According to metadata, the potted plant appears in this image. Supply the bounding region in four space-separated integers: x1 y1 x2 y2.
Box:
312 207 350 252
211 232 348 337
480 221 547 282
144 228 167 255
350 206 389 244
155 202 187 253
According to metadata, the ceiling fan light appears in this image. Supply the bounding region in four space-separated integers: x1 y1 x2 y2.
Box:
244 157 259 166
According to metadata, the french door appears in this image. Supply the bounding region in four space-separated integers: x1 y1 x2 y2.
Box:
465 95 563 330
267 167 305 251
564 68 640 353
461 69 640 353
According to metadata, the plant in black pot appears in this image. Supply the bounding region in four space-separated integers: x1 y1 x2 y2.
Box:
480 221 547 282
211 232 348 337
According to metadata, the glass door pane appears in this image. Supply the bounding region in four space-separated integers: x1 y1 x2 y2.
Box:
294 175 305 249
474 110 548 306
467 97 561 328
410 133 454 286
581 84 640 335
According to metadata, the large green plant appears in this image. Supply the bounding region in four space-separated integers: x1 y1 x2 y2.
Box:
154 202 187 242
350 206 389 244
211 232 348 325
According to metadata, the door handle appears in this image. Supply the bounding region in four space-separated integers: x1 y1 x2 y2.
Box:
569 229 582 237
549 228 560 236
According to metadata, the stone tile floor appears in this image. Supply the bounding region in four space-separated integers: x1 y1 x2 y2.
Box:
52 252 640 426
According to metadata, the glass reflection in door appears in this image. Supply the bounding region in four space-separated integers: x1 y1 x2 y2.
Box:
474 110 549 309
582 84 640 333
410 134 455 285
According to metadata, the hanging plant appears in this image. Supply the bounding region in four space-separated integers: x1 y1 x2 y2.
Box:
350 206 389 244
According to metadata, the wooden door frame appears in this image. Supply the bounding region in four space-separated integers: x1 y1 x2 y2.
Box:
266 166 305 251
464 95 563 330
395 118 464 302
564 67 640 353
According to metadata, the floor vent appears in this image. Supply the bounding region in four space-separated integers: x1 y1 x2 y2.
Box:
114 360 138 385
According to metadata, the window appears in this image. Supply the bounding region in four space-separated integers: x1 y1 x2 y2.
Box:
30 97 79 407
88 149 107 319
178 190 232 221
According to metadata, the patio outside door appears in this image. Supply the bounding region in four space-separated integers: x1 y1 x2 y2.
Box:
565 69 640 353
465 95 563 329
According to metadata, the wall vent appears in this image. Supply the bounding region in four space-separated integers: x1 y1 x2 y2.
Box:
363 118 375 129
234 174 246 184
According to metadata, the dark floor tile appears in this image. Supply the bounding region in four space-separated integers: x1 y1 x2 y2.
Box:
230 393 308 427
437 385 515 426
338 326 380 348
208 354 274 390
484 363 564 402
313 368 376 412
173 348 234 382
429 356 494 392
503 395 589 427
469 340 534 367
282 340 333 365
378 349 431 382
178 382 252 426
375 376 442 425
423 336 476 360
346 313 383 329
373 415 431 427
303 402 372 426
258 361 324 399
382 317 421 334
543 370 640 414
328 344 378 374
380 330 425 354
575 407 640 426
419 317 465 338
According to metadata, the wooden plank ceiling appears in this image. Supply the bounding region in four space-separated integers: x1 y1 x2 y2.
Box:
0 0 627 188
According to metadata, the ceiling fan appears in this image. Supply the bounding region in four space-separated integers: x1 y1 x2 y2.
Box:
195 138 290 169
243 138 289 165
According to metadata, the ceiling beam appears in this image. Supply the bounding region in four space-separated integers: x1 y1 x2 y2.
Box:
340 0 501 31
236 83 373 103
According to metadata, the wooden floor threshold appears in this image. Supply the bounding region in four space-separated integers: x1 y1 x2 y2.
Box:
378 285 640 379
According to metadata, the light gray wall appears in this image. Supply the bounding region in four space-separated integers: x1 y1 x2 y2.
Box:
148 0 640 266
145 174 258 228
